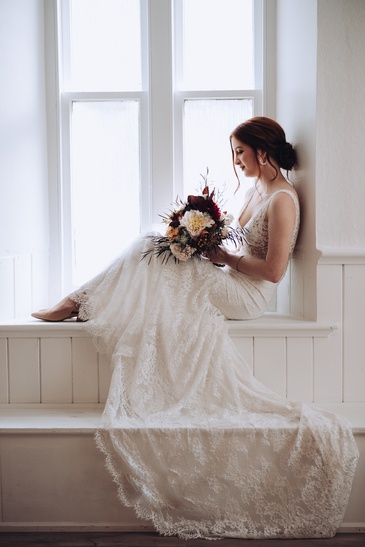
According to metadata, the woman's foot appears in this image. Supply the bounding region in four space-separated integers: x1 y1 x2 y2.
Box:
31 297 80 322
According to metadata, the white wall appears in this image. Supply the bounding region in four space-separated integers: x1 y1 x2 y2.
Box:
0 0 49 318
316 0 365 251
276 0 318 319
276 0 317 252
276 0 365 320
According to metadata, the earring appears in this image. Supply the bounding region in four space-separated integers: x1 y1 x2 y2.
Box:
259 157 267 166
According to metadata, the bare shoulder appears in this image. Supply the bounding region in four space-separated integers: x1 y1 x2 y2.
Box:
268 187 298 222
271 186 298 208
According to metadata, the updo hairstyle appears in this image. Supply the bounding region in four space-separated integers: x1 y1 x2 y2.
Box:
230 117 297 185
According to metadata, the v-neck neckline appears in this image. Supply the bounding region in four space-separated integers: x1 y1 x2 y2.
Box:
238 191 276 229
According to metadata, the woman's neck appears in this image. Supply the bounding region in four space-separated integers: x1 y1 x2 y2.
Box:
256 171 287 195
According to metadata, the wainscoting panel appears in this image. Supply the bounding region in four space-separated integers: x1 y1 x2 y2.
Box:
313 332 343 402
99 352 113 404
8 338 40 404
230 337 254 371
0 257 15 321
0 338 8 403
72 338 99 404
0 433 138 525
0 325 337 406
40 338 72 404
253 337 286 397
0 251 49 322
286 337 313 402
315 263 343 402
343 264 365 402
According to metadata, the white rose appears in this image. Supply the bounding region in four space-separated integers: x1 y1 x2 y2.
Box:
180 210 215 237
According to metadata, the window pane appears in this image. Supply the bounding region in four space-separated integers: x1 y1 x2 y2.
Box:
68 0 142 91
183 99 253 219
181 0 253 90
71 101 140 285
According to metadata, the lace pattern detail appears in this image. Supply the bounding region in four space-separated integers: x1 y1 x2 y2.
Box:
70 203 358 539
241 189 300 264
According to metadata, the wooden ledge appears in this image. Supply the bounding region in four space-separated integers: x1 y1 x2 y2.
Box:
226 314 338 337
0 315 338 338
0 403 363 434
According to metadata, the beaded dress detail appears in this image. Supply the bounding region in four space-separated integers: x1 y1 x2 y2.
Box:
71 189 358 539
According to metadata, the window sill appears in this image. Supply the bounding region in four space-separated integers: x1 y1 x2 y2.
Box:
0 314 338 339
226 314 337 338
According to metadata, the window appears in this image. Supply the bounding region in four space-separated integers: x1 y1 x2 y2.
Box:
53 0 266 294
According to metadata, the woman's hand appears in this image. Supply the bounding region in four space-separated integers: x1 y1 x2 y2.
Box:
205 246 231 266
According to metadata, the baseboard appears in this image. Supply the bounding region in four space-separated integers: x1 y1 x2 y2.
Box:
0 523 364 534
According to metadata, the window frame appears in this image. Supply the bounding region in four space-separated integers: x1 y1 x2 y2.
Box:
57 0 151 292
46 0 274 299
172 0 265 197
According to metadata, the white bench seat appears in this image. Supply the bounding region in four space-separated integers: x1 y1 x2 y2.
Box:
0 404 364 532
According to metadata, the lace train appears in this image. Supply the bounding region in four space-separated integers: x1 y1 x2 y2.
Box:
71 235 358 539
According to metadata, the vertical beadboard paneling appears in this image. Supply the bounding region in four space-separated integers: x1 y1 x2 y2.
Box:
31 250 49 312
72 337 99 403
314 264 343 402
254 337 286 397
343 264 365 402
98 352 112 403
8 338 40 403
0 338 8 403
286 337 313 402
230 337 254 371
14 254 32 318
41 338 72 403
0 256 15 320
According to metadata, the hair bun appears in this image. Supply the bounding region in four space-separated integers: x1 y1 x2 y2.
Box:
278 142 297 170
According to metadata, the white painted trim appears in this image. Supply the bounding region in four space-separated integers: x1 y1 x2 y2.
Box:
318 248 365 264
44 0 63 303
263 0 276 117
227 314 337 337
2 402 364 432
0 315 338 339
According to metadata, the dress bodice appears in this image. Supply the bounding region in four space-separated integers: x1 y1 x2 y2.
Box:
239 189 300 261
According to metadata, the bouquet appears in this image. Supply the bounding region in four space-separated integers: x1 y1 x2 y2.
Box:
143 176 245 264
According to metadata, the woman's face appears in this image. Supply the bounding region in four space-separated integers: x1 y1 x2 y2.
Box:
231 136 260 178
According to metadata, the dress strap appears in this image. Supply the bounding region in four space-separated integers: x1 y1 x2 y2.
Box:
267 189 300 222
266 189 300 251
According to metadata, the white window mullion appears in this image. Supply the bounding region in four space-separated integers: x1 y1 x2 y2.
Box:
253 0 264 115
59 94 72 293
148 0 174 222
262 0 276 117
139 0 152 231
45 0 63 303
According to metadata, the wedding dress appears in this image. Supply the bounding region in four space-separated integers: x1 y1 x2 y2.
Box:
71 189 358 539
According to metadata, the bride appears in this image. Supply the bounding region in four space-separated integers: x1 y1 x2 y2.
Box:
32 117 358 539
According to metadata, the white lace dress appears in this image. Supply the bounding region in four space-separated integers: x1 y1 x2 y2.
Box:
71 190 358 539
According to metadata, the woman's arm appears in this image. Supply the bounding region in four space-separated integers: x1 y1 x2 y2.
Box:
207 192 297 283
